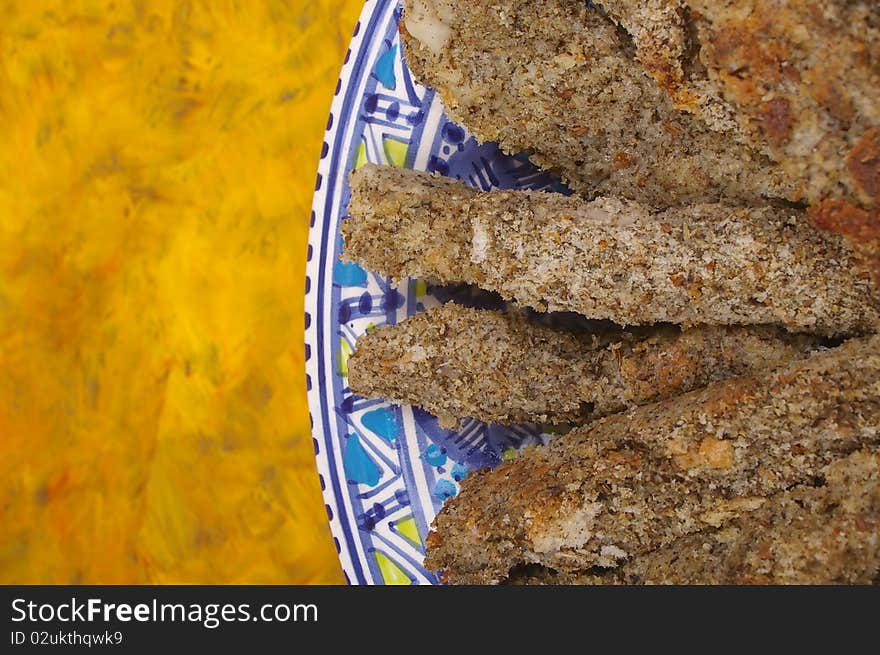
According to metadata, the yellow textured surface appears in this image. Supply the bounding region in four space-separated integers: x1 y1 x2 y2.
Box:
0 0 364 584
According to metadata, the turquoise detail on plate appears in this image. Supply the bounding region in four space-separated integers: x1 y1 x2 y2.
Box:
423 443 447 467
361 407 400 443
343 434 381 487
451 462 468 482
434 479 456 501
333 260 368 287
375 43 397 90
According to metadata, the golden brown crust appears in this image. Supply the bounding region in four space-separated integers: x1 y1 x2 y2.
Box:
848 128 880 202
594 0 880 259
400 0 795 207
809 199 880 245
401 0 880 253
596 0 743 135
343 165 880 335
808 199 880 290
424 335 880 585
348 303 823 426
381 4 880 585
687 1 880 211
507 448 880 585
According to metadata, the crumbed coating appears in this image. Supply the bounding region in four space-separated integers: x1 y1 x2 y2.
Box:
595 0 742 135
400 0 795 207
599 1 880 260
348 302 823 426
342 165 880 335
681 1 879 211
402 0 880 281
423 335 880 585
507 448 880 585
401 0 880 225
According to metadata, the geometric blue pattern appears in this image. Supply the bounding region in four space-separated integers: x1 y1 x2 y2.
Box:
306 0 561 585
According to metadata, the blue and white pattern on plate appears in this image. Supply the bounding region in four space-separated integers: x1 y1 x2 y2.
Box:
306 0 562 585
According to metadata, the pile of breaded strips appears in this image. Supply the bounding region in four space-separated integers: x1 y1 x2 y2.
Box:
341 1 880 584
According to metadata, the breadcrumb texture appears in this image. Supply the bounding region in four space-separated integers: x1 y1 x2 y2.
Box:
348 303 822 426
400 0 796 207
602 0 880 265
684 1 878 210
423 335 880 585
401 0 880 224
508 448 880 585
342 165 879 335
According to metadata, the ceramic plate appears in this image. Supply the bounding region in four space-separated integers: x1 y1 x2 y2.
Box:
306 0 564 584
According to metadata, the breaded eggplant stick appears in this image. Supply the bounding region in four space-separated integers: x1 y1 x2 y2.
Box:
348 303 823 426
598 1 880 225
508 448 880 585
402 0 880 288
401 0 880 220
342 165 879 336
400 0 796 207
423 335 880 585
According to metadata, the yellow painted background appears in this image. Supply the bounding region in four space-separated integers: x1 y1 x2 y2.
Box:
0 0 365 584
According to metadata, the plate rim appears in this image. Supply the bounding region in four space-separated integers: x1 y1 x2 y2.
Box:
305 0 558 585
306 0 392 586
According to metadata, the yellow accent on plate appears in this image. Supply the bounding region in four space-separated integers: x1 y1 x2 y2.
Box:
354 140 368 171
337 338 354 378
375 551 412 585
382 136 409 168
394 516 423 548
